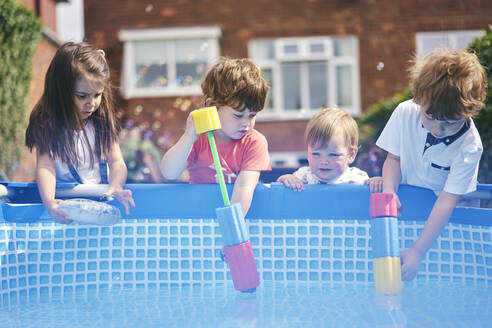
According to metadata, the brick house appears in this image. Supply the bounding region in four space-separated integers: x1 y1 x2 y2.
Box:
83 1 491 180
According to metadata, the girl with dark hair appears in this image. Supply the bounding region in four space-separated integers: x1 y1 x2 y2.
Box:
26 42 134 223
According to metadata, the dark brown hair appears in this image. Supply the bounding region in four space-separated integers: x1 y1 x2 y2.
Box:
410 49 487 120
201 57 269 112
25 42 119 167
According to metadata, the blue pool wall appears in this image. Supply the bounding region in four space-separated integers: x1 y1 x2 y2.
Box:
1 182 491 225
1 183 491 303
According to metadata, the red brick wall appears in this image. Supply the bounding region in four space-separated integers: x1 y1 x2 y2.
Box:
83 0 492 154
18 0 58 31
13 38 59 182
38 0 57 31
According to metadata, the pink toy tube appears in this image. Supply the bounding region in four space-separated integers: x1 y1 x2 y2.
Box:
370 193 398 218
217 203 259 292
223 240 260 292
370 193 402 295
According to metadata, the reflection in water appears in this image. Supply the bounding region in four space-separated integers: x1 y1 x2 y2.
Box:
1 282 491 327
374 294 407 328
226 293 260 326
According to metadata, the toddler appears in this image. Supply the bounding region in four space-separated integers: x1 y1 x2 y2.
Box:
277 107 382 192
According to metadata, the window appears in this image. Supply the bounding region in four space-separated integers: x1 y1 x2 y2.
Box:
249 36 360 120
416 30 484 56
119 26 221 98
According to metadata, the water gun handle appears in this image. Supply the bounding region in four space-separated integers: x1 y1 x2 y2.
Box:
206 131 230 206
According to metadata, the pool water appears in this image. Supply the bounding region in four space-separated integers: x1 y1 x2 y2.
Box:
1 181 492 328
1 217 492 327
1 280 491 327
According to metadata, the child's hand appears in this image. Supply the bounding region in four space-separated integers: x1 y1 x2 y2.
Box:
45 199 72 224
382 190 403 214
185 112 199 141
104 187 135 214
365 177 383 193
400 247 424 281
277 174 305 191
393 193 403 213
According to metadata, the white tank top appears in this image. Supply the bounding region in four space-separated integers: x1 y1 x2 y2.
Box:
54 121 102 183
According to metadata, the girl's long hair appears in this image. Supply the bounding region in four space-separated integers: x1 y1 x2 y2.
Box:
25 42 120 167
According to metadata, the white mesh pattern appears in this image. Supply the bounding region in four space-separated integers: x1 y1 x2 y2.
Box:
1 219 491 301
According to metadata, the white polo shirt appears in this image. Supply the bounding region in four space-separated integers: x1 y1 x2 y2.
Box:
376 99 482 195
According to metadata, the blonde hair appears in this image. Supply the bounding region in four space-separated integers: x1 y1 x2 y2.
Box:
201 57 269 112
410 49 487 119
305 108 359 150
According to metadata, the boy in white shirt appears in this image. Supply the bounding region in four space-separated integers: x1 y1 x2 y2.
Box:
277 107 382 192
377 49 487 281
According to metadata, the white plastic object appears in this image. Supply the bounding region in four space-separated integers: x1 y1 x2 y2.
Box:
0 184 7 197
55 184 109 198
58 198 121 225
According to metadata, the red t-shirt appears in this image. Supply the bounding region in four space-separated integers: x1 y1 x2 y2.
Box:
187 129 271 184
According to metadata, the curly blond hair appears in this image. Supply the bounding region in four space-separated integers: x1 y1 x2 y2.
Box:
410 49 487 119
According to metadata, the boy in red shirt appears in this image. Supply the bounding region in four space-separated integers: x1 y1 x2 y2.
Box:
161 57 271 215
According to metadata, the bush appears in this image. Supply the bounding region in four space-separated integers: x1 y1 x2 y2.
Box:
356 26 492 183
0 0 42 179
355 89 411 177
468 26 492 184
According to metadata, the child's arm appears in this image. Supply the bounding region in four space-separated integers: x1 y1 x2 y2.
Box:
277 174 305 191
401 191 460 281
36 152 71 224
142 152 165 183
381 152 402 209
231 170 261 216
160 113 198 180
104 142 135 214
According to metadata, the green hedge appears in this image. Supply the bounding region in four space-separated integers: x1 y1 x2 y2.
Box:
469 26 492 184
356 26 492 184
0 0 42 179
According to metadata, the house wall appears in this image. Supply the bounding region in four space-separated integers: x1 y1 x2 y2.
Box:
82 0 491 155
13 37 60 182
18 0 58 31
12 0 62 181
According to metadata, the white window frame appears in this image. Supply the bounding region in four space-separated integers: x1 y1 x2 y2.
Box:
118 26 221 99
415 30 484 56
249 36 361 121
